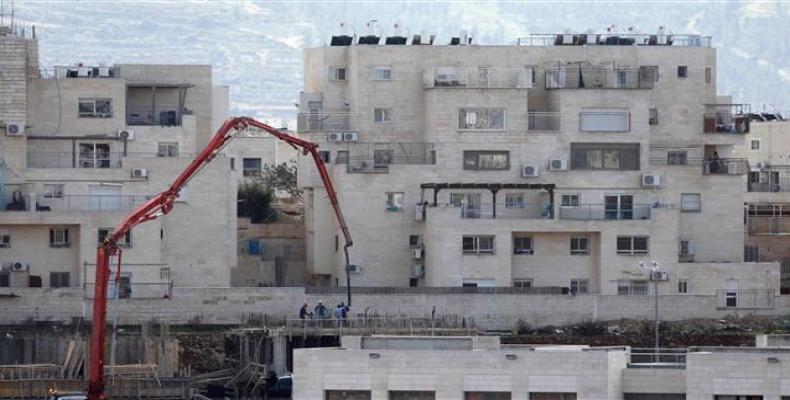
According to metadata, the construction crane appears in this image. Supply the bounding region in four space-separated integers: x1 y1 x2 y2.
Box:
87 117 353 400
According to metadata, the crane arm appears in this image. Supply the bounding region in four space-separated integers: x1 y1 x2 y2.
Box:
87 117 352 400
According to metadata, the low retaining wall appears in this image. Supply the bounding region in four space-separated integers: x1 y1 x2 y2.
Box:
1 287 788 329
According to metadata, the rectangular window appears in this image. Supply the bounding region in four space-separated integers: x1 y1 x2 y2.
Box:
677 65 688 78
513 279 533 288
49 227 70 247
705 67 712 83
713 396 763 400
98 228 132 247
157 142 179 157
618 279 649 296
525 65 537 85
679 239 695 262
328 66 347 81
570 237 589 255
462 235 495 254
0 234 9 248
504 193 525 208
49 272 70 288
463 150 509 170
745 245 760 262
319 150 331 163
605 194 635 220
617 236 649 255
43 184 64 199
680 193 701 212
579 110 630 132
374 108 392 123
242 158 262 176
458 108 506 130
570 143 640 170
409 235 421 248
678 280 689 294
570 279 588 294
529 393 577 400
79 143 111 168
0 272 8 287
78 98 112 118
513 236 533 255
385 192 403 211
649 108 658 125
667 151 688 165
325 390 371 400
336 151 349 164
561 194 580 207
372 66 392 80
750 139 760 150
641 65 659 82
465 392 511 400
389 391 435 400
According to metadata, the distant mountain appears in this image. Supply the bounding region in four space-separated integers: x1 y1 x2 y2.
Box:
15 0 790 123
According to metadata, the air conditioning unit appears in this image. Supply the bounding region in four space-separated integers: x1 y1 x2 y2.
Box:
411 248 423 260
756 162 771 170
641 173 661 187
548 158 568 171
117 130 135 141
327 133 343 142
342 132 358 142
5 122 25 136
131 168 149 178
347 264 362 274
651 271 669 281
4 262 27 272
412 264 425 277
522 165 540 178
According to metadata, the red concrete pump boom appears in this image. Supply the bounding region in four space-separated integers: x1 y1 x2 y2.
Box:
87 117 353 400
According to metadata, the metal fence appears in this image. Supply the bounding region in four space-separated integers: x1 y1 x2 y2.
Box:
558 204 652 220
422 67 533 89
340 142 435 173
27 151 124 168
459 203 549 219
627 348 687 369
545 67 654 89
517 33 711 47
702 158 749 175
284 316 479 337
527 112 561 131
296 113 356 132
36 194 148 212
83 282 173 300
127 106 184 126
715 289 775 310
747 217 790 235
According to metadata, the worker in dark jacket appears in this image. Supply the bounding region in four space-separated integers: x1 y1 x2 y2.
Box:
299 302 309 319
314 300 328 319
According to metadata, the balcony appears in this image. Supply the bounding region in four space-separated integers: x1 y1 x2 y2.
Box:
337 142 436 173
545 67 655 89
1 194 148 213
296 113 356 132
703 104 750 134
422 67 533 89
458 203 551 219
517 33 711 47
527 112 561 132
748 217 790 236
702 158 748 175
559 204 652 220
127 106 186 127
27 151 124 169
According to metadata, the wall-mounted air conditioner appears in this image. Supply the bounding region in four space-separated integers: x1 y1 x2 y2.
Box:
5 122 25 136
413 264 425 277
641 173 661 187
522 165 540 177
548 158 568 171
411 248 423 260
651 271 669 281
327 133 343 142
348 264 362 274
342 132 358 142
132 168 149 178
117 130 135 141
3 262 27 272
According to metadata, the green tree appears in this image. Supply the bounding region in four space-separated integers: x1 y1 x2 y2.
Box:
256 160 302 201
237 181 275 223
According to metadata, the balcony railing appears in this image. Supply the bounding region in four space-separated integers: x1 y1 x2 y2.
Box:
516 33 711 48
559 204 652 220
703 113 750 134
422 67 533 89
528 112 561 131
459 203 552 219
127 106 184 127
296 113 356 132
36 195 148 212
545 67 655 89
747 217 790 236
27 151 124 169
749 178 790 192
628 348 687 369
715 289 775 310
338 142 436 173
702 158 748 175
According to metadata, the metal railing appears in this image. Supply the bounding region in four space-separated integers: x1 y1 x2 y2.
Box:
702 158 749 175
704 113 750 133
126 106 184 126
749 179 790 192
559 204 652 220
747 217 790 236
517 33 711 47
340 142 436 173
35 194 148 212
296 113 356 132
528 111 561 131
27 151 124 168
422 67 533 89
83 281 173 300
715 289 775 310
628 348 687 368
284 316 480 337
545 67 654 89
459 203 551 219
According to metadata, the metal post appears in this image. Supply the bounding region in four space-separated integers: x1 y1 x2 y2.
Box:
654 277 659 363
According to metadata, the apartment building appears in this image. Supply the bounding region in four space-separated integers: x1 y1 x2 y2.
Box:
294 335 790 400
296 30 779 299
0 28 237 295
734 115 790 294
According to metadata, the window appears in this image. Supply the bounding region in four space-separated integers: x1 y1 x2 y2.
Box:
463 150 509 170
616 70 628 88
750 139 760 150
319 150 331 163
514 279 533 288
618 279 648 295
570 237 589 255
78 98 112 118
605 195 635 220
409 278 419 287
390 391 434 400
667 151 688 165
49 228 70 247
579 110 630 132
79 143 111 168
242 158 262 176
0 234 9 248
458 108 506 130
325 390 371 400
570 279 588 294
465 392 511 400
504 193 524 208
385 192 403 211
409 235 421 247
649 108 658 125
561 194 580 207
641 65 659 82
373 150 393 167
570 143 640 170
530 393 577 400
0 272 8 287
679 240 695 262
745 245 760 262
372 66 392 80
678 280 689 294
462 235 495 254
98 228 132 248
680 193 701 212
374 108 392 123
513 236 533 255
230 158 235 170
49 272 70 288
328 66 347 81
158 142 179 157
525 65 537 85
336 151 349 164
705 67 712 83
713 396 763 400
43 184 64 198
617 236 648 255
677 65 688 78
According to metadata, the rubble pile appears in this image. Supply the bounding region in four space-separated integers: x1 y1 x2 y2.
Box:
176 334 226 373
